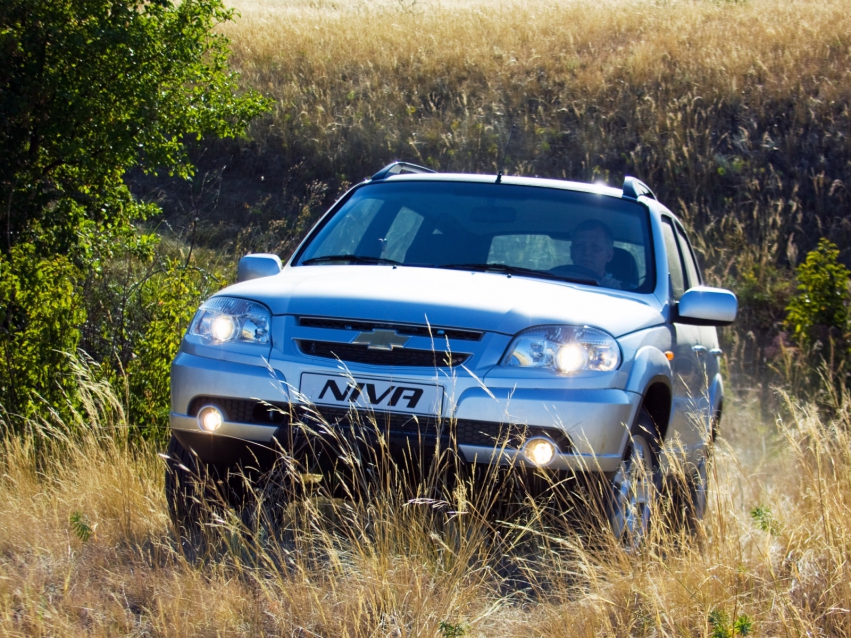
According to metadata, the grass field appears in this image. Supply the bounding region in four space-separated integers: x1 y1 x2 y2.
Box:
216 0 851 261
4 0 851 635
0 362 849 636
143 0 851 382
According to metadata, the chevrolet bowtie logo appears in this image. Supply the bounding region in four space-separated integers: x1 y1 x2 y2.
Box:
351 329 410 351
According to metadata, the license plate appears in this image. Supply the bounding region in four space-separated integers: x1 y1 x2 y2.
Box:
299 373 443 416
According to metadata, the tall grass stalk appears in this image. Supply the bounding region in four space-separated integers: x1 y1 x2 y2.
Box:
0 357 848 634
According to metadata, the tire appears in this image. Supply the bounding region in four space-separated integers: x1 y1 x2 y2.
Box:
689 449 709 522
683 440 710 528
164 435 213 537
607 407 662 545
666 413 715 532
688 408 719 524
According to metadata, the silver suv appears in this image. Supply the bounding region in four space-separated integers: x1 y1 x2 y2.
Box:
166 162 737 538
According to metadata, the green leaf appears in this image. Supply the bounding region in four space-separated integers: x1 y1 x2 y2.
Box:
69 511 94 542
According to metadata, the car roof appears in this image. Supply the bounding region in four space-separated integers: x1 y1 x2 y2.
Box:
371 172 627 200
361 164 681 228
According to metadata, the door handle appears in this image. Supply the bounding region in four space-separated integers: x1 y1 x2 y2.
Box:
692 345 707 355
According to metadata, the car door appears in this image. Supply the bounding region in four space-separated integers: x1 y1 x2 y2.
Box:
675 222 719 436
661 217 707 454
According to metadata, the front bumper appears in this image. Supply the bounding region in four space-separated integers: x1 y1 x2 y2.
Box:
170 351 641 474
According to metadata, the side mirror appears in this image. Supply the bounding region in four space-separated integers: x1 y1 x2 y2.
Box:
676 286 737 326
237 253 282 282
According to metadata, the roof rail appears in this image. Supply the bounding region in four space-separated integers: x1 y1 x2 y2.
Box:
621 175 657 201
371 161 436 181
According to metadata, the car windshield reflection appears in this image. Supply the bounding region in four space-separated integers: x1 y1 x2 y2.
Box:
296 181 655 292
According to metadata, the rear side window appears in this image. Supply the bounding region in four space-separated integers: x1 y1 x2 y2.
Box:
661 217 685 300
675 223 702 289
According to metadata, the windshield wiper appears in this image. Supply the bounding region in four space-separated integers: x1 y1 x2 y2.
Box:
436 262 598 286
301 254 403 266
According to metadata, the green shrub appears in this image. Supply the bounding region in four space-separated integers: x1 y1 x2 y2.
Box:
785 238 851 347
125 257 226 439
709 609 754 638
0 0 267 423
780 238 851 398
0 245 85 421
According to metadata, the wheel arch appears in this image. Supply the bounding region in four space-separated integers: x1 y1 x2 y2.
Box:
625 345 673 440
712 397 723 441
641 380 672 442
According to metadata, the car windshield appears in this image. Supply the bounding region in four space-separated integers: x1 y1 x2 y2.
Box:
295 180 656 292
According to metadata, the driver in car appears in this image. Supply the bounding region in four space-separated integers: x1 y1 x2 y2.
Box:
570 219 621 289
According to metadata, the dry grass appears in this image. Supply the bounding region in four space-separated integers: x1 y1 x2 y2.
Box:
5 3 851 633
1 357 850 636
221 0 851 240
179 0 851 381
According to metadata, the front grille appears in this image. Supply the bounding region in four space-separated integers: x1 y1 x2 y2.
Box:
301 407 572 452
187 397 571 452
455 419 573 453
298 316 483 341
297 340 470 367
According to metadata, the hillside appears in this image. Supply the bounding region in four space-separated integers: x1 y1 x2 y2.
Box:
133 0 851 378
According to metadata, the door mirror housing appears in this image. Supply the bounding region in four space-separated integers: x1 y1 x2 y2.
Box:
676 286 737 326
237 253 282 282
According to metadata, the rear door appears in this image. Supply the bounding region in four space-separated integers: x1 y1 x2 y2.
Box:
675 222 718 435
661 217 707 453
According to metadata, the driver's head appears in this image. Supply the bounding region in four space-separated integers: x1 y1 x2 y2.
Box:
570 219 614 279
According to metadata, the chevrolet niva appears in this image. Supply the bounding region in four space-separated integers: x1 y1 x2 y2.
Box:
166 161 737 539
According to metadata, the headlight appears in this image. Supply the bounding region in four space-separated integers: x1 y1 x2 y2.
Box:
501 325 620 374
189 297 271 345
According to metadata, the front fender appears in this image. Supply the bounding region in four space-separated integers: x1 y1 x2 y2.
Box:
625 346 673 396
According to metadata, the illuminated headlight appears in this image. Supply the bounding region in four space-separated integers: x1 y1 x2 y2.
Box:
189 297 271 345
524 438 556 466
501 325 620 374
197 406 224 432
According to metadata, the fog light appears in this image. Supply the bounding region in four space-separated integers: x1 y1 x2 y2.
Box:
524 438 556 466
198 406 223 432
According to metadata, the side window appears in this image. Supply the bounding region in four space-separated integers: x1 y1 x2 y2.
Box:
661 218 686 300
675 223 701 290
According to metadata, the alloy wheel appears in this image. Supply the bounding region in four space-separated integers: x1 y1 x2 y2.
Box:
609 433 658 544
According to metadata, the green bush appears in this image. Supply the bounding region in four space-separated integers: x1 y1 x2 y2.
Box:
783 238 851 396
0 245 85 420
125 257 226 439
785 238 850 349
0 0 267 424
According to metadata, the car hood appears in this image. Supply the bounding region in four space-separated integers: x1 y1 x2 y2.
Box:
217 265 664 337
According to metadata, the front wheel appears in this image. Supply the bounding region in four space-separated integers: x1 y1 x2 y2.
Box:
164 435 219 537
607 408 661 545
685 444 710 526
